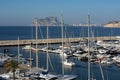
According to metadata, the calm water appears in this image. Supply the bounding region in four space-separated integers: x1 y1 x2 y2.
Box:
0 26 120 80
0 26 120 40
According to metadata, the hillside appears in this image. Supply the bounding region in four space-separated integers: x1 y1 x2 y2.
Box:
104 21 120 27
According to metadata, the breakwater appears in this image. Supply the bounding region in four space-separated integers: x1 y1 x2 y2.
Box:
0 36 117 47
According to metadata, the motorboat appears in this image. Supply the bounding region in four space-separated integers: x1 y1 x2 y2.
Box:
62 59 75 66
22 45 32 50
0 73 9 80
58 74 78 80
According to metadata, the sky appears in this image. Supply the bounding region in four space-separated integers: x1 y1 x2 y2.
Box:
0 0 120 26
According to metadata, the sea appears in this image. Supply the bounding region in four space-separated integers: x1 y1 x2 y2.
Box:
0 26 120 40
0 26 120 80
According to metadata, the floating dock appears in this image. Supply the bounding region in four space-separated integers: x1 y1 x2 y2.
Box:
0 36 117 47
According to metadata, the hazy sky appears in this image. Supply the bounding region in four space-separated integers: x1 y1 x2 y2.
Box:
0 0 120 26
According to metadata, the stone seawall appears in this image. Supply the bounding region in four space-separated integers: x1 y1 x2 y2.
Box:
0 36 117 47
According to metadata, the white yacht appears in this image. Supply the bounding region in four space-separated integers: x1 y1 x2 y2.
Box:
22 45 32 50
0 73 9 80
57 74 78 80
62 59 75 66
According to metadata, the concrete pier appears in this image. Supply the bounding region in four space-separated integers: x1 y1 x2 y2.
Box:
0 36 117 47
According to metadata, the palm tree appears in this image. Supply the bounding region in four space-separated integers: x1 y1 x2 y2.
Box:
4 60 19 80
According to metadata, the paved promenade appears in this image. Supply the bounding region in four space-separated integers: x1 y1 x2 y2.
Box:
0 36 117 47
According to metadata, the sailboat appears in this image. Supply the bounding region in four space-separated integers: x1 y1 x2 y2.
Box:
87 15 105 80
24 17 77 80
38 20 59 80
38 16 77 80
59 15 77 80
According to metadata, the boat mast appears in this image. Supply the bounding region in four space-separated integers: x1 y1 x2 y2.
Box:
61 14 64 80
46 21 49 71
18 36 20 63
35 18 39 69
88 14 91 80
99 63 105 80
30 23 34 72
29 42 32 73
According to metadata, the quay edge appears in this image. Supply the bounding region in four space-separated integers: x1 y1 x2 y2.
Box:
0 36 117 47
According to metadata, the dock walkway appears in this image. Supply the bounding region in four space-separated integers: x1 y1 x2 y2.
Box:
0 36 117 47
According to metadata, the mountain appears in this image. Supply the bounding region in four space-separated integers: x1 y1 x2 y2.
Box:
38 16 61 26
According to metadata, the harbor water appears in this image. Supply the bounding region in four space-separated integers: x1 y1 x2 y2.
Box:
0 26 120 40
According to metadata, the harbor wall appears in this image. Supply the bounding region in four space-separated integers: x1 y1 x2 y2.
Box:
0 36 117 47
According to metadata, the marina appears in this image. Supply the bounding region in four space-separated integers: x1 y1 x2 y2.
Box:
1 0 120 80
0 25 120 80
1 40 120 80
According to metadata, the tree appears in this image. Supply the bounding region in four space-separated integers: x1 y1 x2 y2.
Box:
4 60 19 80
